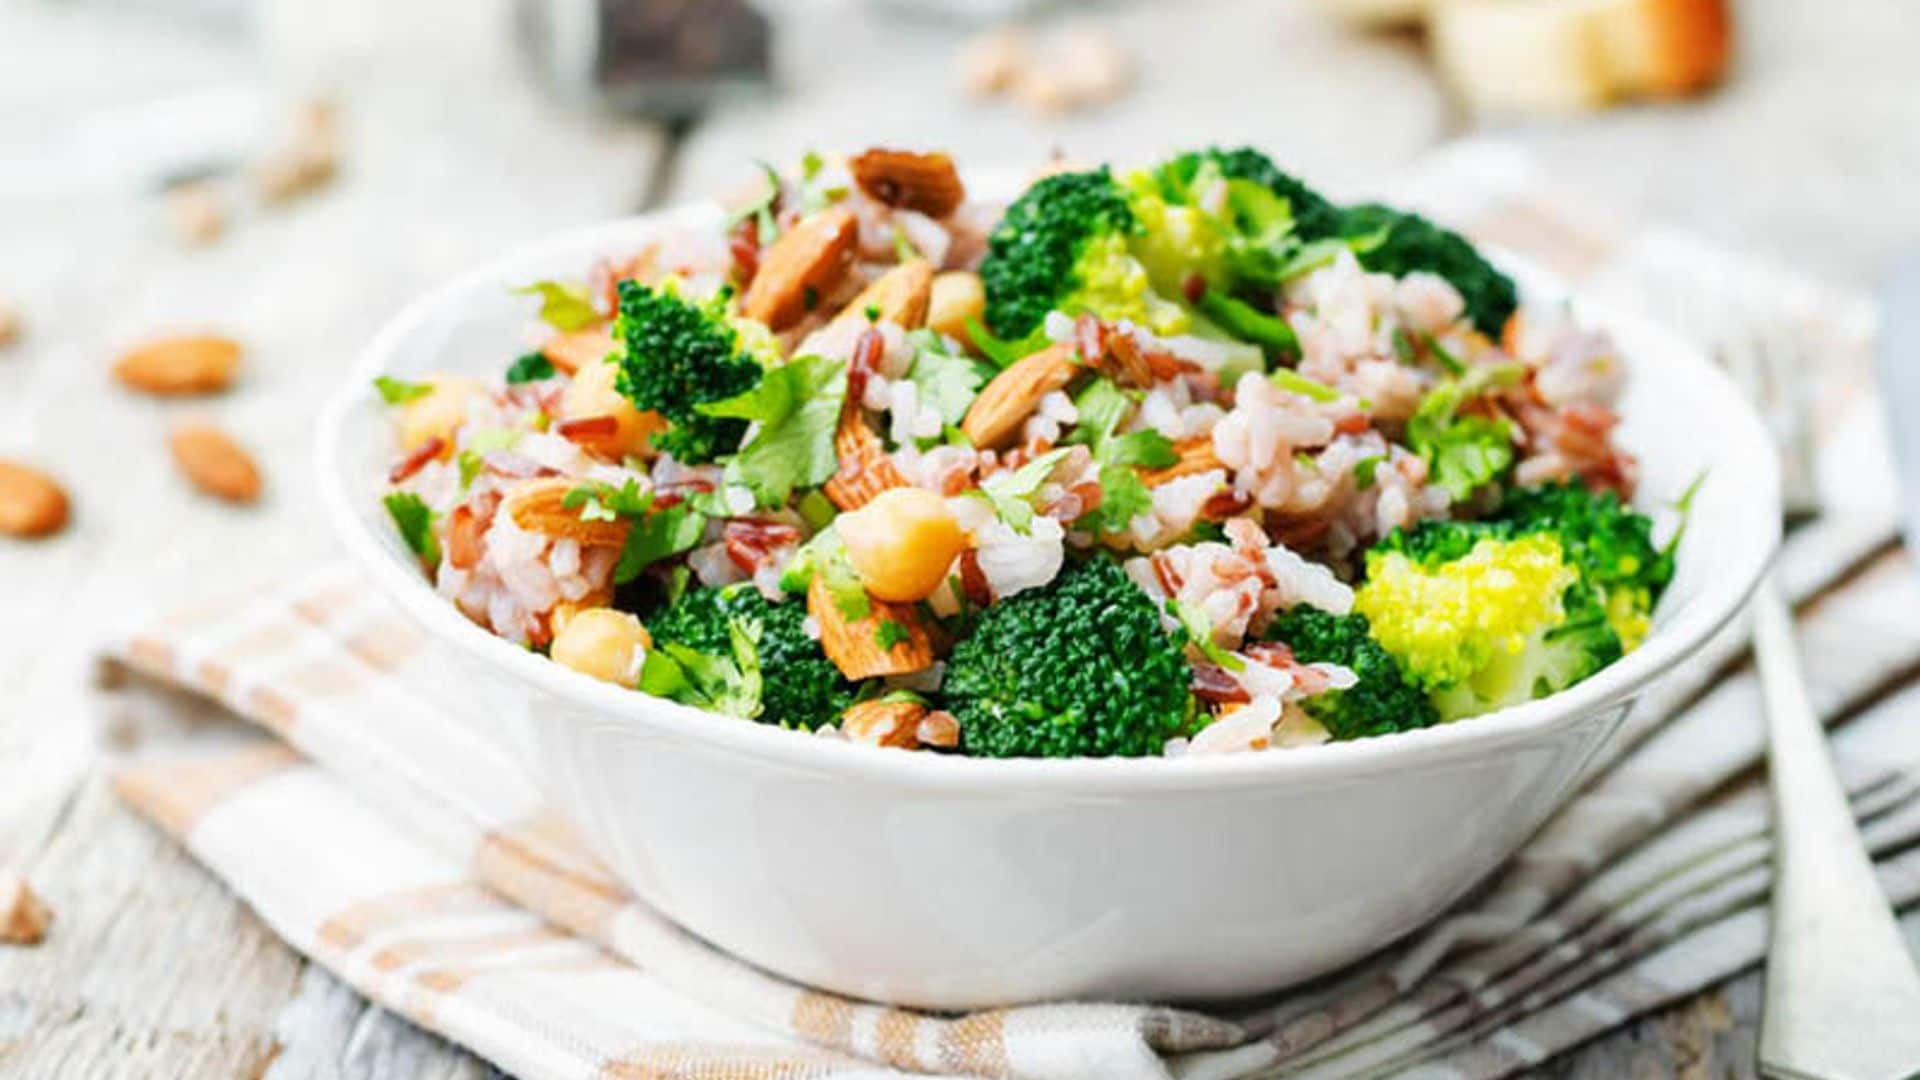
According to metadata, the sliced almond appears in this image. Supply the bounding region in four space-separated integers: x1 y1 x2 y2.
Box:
823 411 908 512
807 574 934 679
917 708 961 749
959 343 1079 449
830 260 934 332
113 335 241 396
541 325 617 375
841 699 928 748
169 422 262 504
1140 436 1224 487
502 477 631 547
849 149 967 218
0 874 51 945
927 271 985 346
741 206 859 331
0 460 69 538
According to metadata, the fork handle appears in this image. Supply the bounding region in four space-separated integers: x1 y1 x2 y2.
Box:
1755 578 1920 1079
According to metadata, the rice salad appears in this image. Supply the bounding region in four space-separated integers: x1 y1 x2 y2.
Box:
374 146 1676 759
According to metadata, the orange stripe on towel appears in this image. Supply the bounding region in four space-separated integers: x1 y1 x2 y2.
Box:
315 882 501 952
113 743 302 838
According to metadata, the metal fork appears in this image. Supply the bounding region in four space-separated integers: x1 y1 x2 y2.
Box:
1701 282 1920 1078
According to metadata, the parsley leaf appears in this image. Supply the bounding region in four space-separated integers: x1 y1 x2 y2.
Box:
373 375 432 404
506 352 556 383
1269 368 1341 403
904 333 988 427
514 281 600 332
971 447 1070 533
1353 455 1384 490
1084 463 1155 534
1067 377 1134 448
1406 362 1525 502
697 353 848 508
382 492 440 565
1166 599 1244 671
562 479 708 584
1098 429 1178 469
640 622 763 718
875 619 912 651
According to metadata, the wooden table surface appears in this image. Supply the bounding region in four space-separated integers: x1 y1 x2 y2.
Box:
2 0 1917 1074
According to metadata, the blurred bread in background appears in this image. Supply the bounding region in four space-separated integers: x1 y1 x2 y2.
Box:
1312 0 1732 116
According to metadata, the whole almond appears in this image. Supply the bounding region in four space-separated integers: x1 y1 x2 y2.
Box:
807 574 934 680
114 335 242 396
960 342 1079 449
169 423 262 503
849 149 968 218
841 699 929 748
828 260 933 332
741 206 859 331
1140 435 1224 487
0 874 51 945
502 476 631 548
823 411 908 512
0 460 69 537
0 298 21 347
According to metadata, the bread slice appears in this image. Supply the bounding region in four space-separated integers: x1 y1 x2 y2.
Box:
1593 0 1732 95
1429 0 1614 116
1428 0 1730 116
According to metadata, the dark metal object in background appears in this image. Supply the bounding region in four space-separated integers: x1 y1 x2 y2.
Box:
1878 251 1920 552
514 0 772 120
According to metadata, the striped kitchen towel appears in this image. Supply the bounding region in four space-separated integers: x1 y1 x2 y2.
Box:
106 143 1920 1080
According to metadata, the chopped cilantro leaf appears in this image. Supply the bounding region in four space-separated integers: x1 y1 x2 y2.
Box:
506 352 556 383
514 281 599 332
382 492 440 565
373 375 432 405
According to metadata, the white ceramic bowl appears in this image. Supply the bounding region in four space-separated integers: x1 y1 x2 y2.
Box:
317 203 1779 1010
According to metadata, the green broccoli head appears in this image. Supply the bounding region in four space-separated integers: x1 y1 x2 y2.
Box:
1158 146 1342 241
942 556 1196 758
1355 531 1616 721
1498 480 1672 650
613 280 764 464
646 583 851 730
1338 203 1518 338
1264 606 1436 740
980 168 1186 341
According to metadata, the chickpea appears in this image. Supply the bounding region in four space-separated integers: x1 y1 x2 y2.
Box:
550 607 652 686
928 272 985 348
560 358 667 459
397 375 484 455
838 487 968 603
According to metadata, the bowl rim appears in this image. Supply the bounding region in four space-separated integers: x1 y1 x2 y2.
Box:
315 205 1780 795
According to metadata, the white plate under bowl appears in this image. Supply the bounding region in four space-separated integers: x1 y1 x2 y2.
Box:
316 200 1778 1009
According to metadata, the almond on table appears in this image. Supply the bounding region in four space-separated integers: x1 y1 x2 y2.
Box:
169 422 262 504
114 335 242 396
0 460 69 538
0 874 51 945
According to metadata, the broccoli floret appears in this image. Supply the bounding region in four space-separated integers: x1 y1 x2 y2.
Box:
942 557 1195 758
1265 607 1436 740
647 583 851 730
1498 481 1672 649
1160 147 1342 240
980 168 1185 340
1337 203 1517 338
1355 532 1612 721
1374 480 1672 651
613 280 763 464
